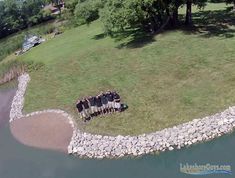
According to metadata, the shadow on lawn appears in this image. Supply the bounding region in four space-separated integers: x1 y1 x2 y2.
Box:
182 7 235 38
92 7 235 48
92 29 156 49
92 33 107 40
113 29 155 49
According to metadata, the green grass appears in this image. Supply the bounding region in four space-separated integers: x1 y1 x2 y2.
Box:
0 79 17 90
10 3 235 135
0 21 57 63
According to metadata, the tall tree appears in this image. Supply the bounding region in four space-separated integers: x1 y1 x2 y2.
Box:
185 0 192 25
172 0 180 26
2 0 22 34
100 0 186 34
185 0 207 25
0 0 52 38
21 0 45 26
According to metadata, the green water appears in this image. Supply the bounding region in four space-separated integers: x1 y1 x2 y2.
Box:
0 88 234 178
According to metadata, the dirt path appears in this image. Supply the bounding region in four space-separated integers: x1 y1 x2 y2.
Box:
10 112 73 153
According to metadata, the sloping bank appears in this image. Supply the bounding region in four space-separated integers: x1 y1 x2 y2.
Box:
0 61 25 85
9 74 235 159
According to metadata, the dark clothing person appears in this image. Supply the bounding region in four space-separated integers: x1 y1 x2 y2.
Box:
113 92 121 102
101 93 108 105
96 96 102 107
106 92 114 102
82 99 89 109
76 101 83 112
88 96 96 106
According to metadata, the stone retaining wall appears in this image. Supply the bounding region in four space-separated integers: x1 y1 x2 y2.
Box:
9 73 235 159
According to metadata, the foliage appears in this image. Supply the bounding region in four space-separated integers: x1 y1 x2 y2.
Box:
100 0 177 33
0 0 53 39
99 0 145 33
74 0 105 25
69 0 209 33
224 0 235 9
64 0 80 12
0 34 24 63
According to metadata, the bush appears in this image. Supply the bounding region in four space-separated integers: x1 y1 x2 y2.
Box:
74 0 104 25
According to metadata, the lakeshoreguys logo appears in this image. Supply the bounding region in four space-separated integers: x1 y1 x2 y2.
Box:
180 163 232 175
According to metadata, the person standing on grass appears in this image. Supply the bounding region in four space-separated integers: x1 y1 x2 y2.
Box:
106 90 115 113
113 91 121 111
100 91 109 114
76 99 83 119
88 95 96 117
82 97 90 121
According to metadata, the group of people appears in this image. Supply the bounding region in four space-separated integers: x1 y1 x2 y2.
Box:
76 91 121 121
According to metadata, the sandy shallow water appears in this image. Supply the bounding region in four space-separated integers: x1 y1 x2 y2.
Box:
10 112 73 153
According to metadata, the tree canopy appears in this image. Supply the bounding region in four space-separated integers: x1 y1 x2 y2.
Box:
71 0 208 34
1 0 234 39
0 0 52 38
74 0 105 25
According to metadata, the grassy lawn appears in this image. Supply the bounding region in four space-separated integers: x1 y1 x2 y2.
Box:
13 3 235 135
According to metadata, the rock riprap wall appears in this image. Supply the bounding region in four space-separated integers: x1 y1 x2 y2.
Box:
10 74 235 159
10 73 30 122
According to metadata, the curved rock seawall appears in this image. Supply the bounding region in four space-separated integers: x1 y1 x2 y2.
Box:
9 74 74 126
10 74 235 159
9 74 30 121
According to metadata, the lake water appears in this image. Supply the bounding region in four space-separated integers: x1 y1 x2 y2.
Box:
0 86 234 178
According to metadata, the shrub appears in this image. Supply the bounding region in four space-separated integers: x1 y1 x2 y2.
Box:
74 0 104 25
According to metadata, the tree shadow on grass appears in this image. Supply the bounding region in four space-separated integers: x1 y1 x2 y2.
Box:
92 7 235 49
114 29 155 49
92 28 155 49
182 7 235 38
92 33 107 40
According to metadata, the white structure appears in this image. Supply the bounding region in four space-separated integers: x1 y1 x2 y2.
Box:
22 34 45 52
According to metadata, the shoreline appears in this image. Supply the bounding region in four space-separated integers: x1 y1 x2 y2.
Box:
10 112 73 153
0 87 17 128
9 73 235 159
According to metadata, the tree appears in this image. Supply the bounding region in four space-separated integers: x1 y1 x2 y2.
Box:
71 0 209 33
64 0 80 13
185 0 207 25
1 0 22 36
0 0 52 38
185 0 192 25
74 0 104 25
21 0 46 26
100 0 186 33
